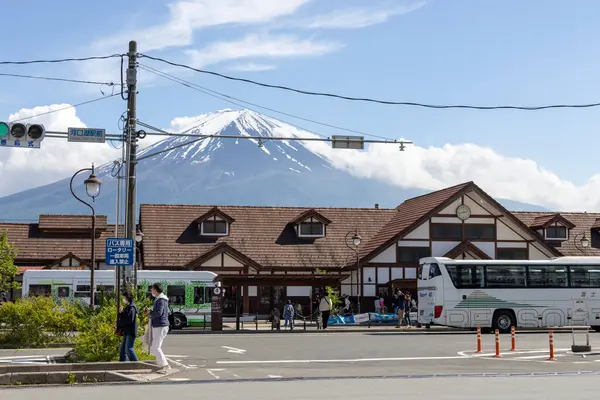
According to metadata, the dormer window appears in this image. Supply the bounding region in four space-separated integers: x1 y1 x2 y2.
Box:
291 209 331 239
201 216 228 236
194 207 235 237
545 226 568 241
299 217 325 237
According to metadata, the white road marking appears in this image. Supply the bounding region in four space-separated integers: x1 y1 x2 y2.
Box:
222 346 247 354
167 358 197 370
457 349 570 358
165 355 189 358
217 356 469 365
206 368 224 379
268 375 283 378
169 378 191 381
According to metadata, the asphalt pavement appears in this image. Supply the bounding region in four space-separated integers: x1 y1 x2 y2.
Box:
3 375 600 399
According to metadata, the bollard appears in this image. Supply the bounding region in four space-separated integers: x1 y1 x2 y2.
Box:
256 313 259 331
494 329 502 358
510 326 517 351
548 330 557 361
476 326 483 353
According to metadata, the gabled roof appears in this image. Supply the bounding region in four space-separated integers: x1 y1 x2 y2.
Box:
529 213 576 229
139 204 396 269
444 241 492 260
47 252 88 268
513 212 600 256
358 182 473 261
592 218 600 230
193 207 235 223
359 181 562 262
185 243 262 270
290 209 332 225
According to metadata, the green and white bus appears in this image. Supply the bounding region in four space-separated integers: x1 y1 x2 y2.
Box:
22 269 217 330
417 256 600 333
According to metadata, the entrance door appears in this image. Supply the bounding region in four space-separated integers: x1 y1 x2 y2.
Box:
258 286 285 314
222 286 238 316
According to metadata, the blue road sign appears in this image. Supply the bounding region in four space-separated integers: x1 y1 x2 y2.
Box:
67 127 106 143
105 238 134 267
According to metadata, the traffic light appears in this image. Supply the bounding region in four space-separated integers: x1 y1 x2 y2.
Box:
0 122 46 149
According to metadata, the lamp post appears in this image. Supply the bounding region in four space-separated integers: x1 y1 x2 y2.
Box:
69 164 102 309
134 229 144 289
574 232 590 252
345 230 362 314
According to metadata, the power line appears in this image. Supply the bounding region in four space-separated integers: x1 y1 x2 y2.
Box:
140 53 600 111
10 92 122 123
138 137 208 161
0 72 121 87
0 54 123 66
139 64 393 140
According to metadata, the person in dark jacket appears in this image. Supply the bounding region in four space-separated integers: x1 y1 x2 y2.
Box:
145 283 170 372
117 291 139 362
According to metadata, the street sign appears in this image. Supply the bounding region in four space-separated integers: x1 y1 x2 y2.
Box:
331 135 364 150
68 127 106 143
0 138 41 148
105 238 134 267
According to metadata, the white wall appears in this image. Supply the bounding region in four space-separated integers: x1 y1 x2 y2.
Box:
404 222 429 239
496 220 523 240
471 242 495 258
397 240 429 247
370 244 396 263
201 256 222 268
287 286 311 296
439 198 462 214
377 267 390 284
463 194 492 215
223 254 243 267
529 244 551 260
432 241 461 257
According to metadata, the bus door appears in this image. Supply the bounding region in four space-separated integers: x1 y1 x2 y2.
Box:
418 264 434 325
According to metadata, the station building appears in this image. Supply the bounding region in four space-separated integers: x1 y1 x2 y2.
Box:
2 181 600 313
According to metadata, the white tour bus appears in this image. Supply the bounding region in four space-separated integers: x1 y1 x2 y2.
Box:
22 270 217 329
417 256 600 333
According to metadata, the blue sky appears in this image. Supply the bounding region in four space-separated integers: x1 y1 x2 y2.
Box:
1 0 599 210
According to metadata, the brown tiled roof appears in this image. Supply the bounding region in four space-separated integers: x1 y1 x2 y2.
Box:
139 204 396 269
38 214 108 231
529 213 575 229
0 220 123 263
592 218 600 230
193 207 235 223
290 209 332 225
358 182 474 261
513 212 600 256
444 241 492 260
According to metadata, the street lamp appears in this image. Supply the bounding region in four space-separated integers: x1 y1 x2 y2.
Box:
574 232 590 252
345 230 362 314
70 164 102 309
134 229 144 288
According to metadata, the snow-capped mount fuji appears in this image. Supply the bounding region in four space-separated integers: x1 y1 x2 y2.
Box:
0 109 548 221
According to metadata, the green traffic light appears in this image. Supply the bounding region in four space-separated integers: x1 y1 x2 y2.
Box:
0 122 8 138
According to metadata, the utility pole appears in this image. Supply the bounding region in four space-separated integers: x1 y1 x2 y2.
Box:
124 40 138 290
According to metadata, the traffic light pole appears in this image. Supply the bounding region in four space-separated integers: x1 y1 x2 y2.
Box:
124 40 138 291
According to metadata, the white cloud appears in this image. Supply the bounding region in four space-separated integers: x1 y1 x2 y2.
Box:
298 2 426 29
186 33 342 68
92 0 313 53
269 125 600 212
228 63 277 72
0 105 123 197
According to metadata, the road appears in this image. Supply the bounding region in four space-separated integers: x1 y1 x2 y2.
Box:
2 375 600 398
2 331 600 383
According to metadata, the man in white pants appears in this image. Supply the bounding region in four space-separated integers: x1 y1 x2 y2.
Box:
146 283 170 373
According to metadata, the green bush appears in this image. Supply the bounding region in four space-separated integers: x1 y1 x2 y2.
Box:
0 297 78 347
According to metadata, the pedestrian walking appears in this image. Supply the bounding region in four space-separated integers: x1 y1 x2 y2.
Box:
403 294 412 327
283 300 295 330
145 283 170 373
117 290 139 362
319 293 332 330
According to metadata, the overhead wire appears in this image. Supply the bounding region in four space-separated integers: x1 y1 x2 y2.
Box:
0 72 121 87
140 53 600 111
139 63 393 140
0 54 123 66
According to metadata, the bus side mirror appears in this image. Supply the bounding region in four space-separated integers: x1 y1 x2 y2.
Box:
462 295 467 300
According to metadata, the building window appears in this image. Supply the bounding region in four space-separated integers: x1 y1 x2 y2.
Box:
398 247 431 263
497 248 528 260
545 226 568 240
431 224 462 240
201 217 228 236
298 217 325 237
464 224 495 240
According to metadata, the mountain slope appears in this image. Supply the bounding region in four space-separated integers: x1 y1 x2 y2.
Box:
0 109 549 221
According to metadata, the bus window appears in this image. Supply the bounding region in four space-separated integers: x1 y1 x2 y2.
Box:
29 284 51 297
486 266 526 288
528 266 568 288
74 285 91 298
418 264 428 280
456 266 484 288
429 263 441 279
97 285 114 293
570 266 600 288
167 285 185 305
57 287 70 298
193 287 207 304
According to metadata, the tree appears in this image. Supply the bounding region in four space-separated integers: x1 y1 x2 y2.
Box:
0 231 19 294
315 268 342 315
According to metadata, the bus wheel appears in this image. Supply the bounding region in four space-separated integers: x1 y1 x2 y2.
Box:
492 310 514 333
172 313 187 330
